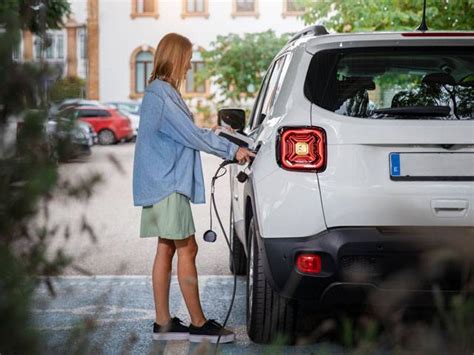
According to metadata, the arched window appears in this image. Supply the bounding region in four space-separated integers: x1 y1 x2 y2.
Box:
136 51 153 93
130 46 154 99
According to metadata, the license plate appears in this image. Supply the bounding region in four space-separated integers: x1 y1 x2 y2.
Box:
389 152 474 181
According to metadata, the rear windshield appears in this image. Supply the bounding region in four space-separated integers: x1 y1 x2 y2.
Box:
304 47 473 120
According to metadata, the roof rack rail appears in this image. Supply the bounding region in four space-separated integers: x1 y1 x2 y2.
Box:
287 25 329 44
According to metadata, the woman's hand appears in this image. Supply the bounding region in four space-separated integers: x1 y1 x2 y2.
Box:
211 125 235 133
235 147 256 164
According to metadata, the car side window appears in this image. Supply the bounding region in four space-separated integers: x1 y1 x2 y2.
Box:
58 107 76 120
248 65 275 131
78 110 96 118
251 55 288 130
97 110 111 117
259 55 288 126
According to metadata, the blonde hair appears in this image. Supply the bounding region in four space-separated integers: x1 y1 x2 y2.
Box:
148 33 193 91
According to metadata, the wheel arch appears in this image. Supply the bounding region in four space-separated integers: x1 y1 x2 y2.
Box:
244 176 258 251
98 127 116 136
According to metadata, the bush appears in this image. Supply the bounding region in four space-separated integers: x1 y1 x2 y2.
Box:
49 76 85 103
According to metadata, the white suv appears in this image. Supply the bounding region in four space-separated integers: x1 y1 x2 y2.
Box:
219 26 474 344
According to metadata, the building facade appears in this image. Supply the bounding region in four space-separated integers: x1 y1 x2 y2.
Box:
19 0 305 106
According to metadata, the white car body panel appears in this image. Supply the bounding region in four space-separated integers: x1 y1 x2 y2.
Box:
305 32 473 54
318 144 473 228
232 46 327 239
230 31 474 242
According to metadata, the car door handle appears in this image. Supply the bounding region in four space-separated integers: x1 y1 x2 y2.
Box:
431 199 469 217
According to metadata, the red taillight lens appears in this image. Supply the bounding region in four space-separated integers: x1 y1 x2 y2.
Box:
296 253 322 274
278 127 326 172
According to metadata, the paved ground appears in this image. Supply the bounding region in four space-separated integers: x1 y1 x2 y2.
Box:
37 144 344 353
34 276 342 354
47 143 235 275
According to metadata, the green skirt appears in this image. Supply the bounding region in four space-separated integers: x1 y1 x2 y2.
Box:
140 192 196 240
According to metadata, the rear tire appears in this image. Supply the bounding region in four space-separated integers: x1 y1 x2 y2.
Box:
229 204 247 275
98 129 116 145
246 216 297 344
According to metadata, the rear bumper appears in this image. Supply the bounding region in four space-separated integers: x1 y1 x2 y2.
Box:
259 227 473 304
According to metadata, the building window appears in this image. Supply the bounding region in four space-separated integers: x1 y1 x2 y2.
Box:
131 0 159 19
232 0 259 17
136 51 153 93
183 50 209 97
283 0 305 17
36 33 65 61
79 29 86 59
12 40 21 61
34 36 42 60
182 0 209 18
130 46 155 99
45 38 54 59
57 34 64 59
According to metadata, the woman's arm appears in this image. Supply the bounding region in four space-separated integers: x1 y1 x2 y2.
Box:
150 92 239 161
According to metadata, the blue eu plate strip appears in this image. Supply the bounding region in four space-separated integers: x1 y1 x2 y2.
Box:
390 153 401 176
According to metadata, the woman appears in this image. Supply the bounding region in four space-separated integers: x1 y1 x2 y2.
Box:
133 33 255 343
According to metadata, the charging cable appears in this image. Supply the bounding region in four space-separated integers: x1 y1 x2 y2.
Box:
203 159 238 353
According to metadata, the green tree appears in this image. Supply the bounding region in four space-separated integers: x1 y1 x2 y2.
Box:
200 30 290 104
300 0 473 32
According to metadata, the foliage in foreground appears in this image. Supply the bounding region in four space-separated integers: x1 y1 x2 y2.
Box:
0 0 105 353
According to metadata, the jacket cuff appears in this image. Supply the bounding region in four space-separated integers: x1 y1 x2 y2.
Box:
227 142 240 161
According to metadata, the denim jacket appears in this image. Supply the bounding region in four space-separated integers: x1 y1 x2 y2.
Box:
133 79 239 206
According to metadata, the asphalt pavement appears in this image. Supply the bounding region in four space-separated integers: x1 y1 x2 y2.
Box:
34 276 341 354
47 143 235 276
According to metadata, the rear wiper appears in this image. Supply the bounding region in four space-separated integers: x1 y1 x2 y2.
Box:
373 106 451 117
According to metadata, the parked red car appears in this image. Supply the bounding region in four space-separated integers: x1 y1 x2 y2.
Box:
72 106 133 145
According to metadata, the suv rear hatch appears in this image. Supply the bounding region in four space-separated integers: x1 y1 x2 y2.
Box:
304 38 474 228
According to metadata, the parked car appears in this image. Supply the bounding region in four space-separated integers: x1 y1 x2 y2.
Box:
50 99 102 116
222 26 474 344
1 110 51 160
47 115 95 159
105 101 140 138
106 101 140 116
56 106 134 145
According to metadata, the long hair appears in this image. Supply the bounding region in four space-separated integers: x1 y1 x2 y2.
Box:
148 33 192 91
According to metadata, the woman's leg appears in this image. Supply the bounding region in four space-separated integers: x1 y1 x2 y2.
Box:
174 235 206 327
153 237 176 325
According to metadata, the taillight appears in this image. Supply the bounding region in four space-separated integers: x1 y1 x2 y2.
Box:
296 253 322 274
277 126 326 172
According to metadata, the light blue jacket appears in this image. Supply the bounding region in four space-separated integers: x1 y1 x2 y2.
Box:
133 79 239 206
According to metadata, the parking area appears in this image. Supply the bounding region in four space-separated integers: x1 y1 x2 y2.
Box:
40 143 333 353
34 276 341 354
47 143 235 276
